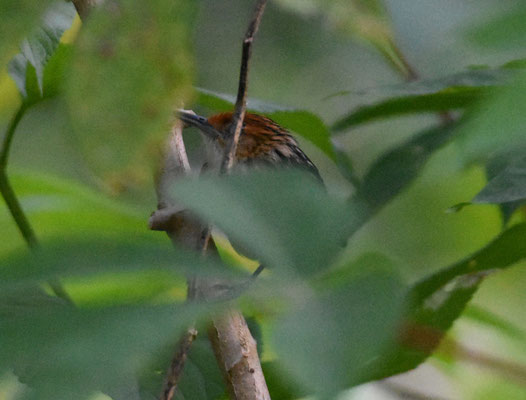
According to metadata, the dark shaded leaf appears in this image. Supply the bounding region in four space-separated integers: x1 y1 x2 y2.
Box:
330 68 508 100
474 156 526 205
196 88 336 161
332 87 483 132
411 223 526 303
330 67 519 132
360 123 457 211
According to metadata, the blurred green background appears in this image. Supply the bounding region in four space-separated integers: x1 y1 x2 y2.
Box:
2 0 526 399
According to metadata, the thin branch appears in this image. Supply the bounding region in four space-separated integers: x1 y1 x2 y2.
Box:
220 0 268 173
161 327 198 400
0 105 73 304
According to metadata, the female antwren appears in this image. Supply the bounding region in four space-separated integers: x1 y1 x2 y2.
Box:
177 110 322 182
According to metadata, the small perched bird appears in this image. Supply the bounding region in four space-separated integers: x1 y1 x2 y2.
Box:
177 110 322 182
176 109 323 275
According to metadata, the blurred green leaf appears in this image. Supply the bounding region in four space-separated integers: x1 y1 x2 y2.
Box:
65 0 195 185
0 285 68 318
8 2 76 102
0 236 237 290
172 170 363 276
474 156 526 205
0 302 209 400
331 68 517 132
0 170 146 255
139 335 225 400
358 224 526 383
333 87 480 131
411 223 526 304
456 70 526 164
196 88 336 161
359 123 457 211
262 361 306 400
272 269 406 396
329 68 508 100
0 0 55 68
467 7 526 50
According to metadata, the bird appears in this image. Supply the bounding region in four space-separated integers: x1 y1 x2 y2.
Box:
176 109 323 277
176 110 322 182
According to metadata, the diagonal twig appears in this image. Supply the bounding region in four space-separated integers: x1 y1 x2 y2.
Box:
220 0 268 173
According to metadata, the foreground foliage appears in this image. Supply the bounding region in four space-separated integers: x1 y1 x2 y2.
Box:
1 1 526 399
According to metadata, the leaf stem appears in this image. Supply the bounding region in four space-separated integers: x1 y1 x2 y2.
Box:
0 104 73 304
0 105 37 247
0 104 26 170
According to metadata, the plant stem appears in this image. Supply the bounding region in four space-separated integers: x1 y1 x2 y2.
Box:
0 105 37 247
0 104 73 304
0 171 37 248
0 104 26 170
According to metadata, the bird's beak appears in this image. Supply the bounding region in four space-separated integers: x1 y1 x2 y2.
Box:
176 109 222 140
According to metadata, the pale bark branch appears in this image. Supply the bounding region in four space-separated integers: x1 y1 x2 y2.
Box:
153 117 270 399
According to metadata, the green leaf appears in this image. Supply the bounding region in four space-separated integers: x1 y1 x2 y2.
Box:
262 361 306 400
330 68 508 100
357 224 526 383
0 302 210 400
138 335 225 400
332 88 482 132
455 70 526 164
474 156 526 205
0 237 238 291
8 2 76 103
196 88 336 161
0 0 55 68
330 68 517 132
65 0 195 185
411 223 526 304
467 6 526 50
0 170 146 255
172 170 363 276
272 268 406 396
359 123 457 211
